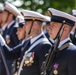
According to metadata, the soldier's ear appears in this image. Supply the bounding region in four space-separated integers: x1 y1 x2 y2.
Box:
63 25 68 32
9 13 13 18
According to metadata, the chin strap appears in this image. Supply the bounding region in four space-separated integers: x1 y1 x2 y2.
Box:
28 20 34 35
54 20 65 40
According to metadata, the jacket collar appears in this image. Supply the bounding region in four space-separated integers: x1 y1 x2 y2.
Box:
58 38 71 48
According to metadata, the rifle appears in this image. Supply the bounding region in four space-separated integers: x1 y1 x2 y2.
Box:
41 22 65 75
41 35 60 75
0 43 11 75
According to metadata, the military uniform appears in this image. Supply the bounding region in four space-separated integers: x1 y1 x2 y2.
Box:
18 34 52 75
1 24 7 36
1 2 22 75
49 38 76 75
3 38 30 74
3 1 22 48
3 21 19 47
0 9 54 75
2 21 20 75
0 53 7 75
3 33 52 75
47 8 76 75
0 8 7 75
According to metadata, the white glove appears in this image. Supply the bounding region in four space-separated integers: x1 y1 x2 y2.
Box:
0 34 6 46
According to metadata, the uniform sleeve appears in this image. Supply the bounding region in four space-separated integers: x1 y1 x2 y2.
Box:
68 50 76 75
3 43 22 59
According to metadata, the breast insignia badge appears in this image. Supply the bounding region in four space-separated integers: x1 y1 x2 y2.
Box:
53 63 59 75
24 52 34 66
5 35 10 44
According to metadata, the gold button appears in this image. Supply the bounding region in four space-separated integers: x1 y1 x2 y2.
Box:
25 60 30 64
12 64 14 67
17 66 19 68
24 64 26 66
53 70 58 75
17 62 20 65
30 57 33 61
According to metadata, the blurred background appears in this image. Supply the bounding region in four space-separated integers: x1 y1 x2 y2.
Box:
0 0 76 15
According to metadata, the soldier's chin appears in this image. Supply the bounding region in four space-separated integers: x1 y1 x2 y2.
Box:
50 36 55 40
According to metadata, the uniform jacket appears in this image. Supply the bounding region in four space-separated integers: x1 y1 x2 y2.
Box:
0 24 7 75
2 21 19 48
3 34 52 75
49 39 76 75
1 21 20 75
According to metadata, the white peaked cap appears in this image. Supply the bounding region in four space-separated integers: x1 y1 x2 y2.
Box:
21 10 49 22
72 9 76 16
48 8 76 26
43 16 51 21
42 16 51 26
0 7 4 12
16 15 25 23
14 16 24 28
4 2 21 16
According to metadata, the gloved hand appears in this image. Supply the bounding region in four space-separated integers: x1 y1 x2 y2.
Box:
0 34 6 46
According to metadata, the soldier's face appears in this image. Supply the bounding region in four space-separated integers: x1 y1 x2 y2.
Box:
2 10 9 23
23 21 33 35
47 22 61 39
16 27 25 40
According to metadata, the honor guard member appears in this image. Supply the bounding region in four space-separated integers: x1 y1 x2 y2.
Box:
2 1 21 47
16 10 52 75
70 9 76 45
0 7 7 75
0 10 35 75
0 10 52 75
2 2 22 75
0 16 28 74
13 16 26 74
47 8 76 75
15 15 25 41
43 16 54 45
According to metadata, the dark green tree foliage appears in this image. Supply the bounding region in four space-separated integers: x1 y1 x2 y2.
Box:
0 0 76 14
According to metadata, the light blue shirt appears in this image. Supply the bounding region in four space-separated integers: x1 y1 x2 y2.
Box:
31 32 45 44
